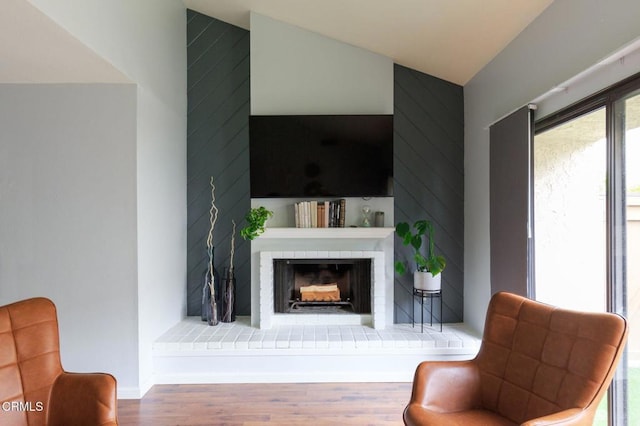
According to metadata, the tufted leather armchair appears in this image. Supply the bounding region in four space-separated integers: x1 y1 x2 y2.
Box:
0 297 118 426
404 292 628 426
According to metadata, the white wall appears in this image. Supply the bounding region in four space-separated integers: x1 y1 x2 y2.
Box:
0 83 139 387
464 0 640 332
250 12 393 115
22 0 187 397
248 13 396 327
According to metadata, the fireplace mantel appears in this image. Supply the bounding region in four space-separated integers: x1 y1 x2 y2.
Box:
259 227 395 239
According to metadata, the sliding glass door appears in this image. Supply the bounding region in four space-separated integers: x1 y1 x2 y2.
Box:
620 90 640 426
534 108 607 312
534 76 640 425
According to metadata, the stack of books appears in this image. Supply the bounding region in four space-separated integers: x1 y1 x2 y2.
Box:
294 199 346 228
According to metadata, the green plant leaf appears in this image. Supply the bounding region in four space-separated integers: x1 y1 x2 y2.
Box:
410 234 422 251
414 220 428 235
426 255 446 276
394 261 407 275
395 222 410 238
414 253 428 271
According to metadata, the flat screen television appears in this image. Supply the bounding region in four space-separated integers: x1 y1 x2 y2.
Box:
249 115 393 198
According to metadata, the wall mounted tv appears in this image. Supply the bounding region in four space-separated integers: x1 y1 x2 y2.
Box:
249 114 393 198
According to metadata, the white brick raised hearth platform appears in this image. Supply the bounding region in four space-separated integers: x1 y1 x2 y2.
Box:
153 223 481 386
152 317 481 384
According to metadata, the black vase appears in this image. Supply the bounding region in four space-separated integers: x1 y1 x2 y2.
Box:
221 268 236 323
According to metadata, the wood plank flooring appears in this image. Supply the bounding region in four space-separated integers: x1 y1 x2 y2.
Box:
118 382 413 426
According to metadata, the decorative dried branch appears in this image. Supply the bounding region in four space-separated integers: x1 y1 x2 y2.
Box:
229 220 237 274
206 176 219 251
206 177 219 311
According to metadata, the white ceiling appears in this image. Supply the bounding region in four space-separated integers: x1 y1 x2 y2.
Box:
1 0 554 86
0 0 129 84
184 0 555 85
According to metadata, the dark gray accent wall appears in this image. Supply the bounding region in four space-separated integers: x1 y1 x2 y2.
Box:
393 64 464 323
186 10 251 316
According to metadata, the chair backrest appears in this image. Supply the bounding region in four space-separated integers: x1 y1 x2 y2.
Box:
475 292 627 424
0 298 63 426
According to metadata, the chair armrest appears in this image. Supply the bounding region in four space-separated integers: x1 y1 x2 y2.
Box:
408 360 481 413
47 372 118 426
522 408 591 426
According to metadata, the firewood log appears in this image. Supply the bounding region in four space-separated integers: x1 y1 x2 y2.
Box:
300 284 340 302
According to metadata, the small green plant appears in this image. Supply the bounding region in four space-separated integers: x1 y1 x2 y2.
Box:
395 220 446 277
240 206 274 240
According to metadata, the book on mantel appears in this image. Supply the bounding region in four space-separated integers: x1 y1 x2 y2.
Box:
294 199 346 228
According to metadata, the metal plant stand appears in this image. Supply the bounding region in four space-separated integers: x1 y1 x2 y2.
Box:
412 288 442 332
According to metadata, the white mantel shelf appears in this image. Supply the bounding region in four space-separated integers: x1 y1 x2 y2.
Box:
259 227 395 239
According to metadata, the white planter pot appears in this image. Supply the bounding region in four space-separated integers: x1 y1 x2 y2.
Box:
413 271 441 291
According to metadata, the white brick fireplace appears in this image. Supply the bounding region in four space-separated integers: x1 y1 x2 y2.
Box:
259 250 386 329
250 227 396 329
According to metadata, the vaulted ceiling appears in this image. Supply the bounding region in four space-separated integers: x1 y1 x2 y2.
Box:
0 0 129 84
184 0 554 85
1 0 554 85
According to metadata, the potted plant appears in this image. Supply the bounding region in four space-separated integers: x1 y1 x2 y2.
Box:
395 220 446 291
240 206 274 240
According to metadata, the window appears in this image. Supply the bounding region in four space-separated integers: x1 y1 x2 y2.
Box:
534 74 640 426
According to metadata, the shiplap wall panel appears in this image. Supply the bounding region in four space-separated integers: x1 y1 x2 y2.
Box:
393 64 464 323
187 10 251 316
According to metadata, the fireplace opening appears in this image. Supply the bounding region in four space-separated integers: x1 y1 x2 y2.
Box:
273 259 372 314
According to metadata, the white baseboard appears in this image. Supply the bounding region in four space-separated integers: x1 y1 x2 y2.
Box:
117 376 154 399
117 386 144 400
151 350 473 386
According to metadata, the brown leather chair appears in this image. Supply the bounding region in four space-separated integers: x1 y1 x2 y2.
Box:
404 292 628 426
0 297 118 426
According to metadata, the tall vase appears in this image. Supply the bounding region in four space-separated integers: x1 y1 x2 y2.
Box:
207 271 219 326
222 267 236 323
200 273 209 322
201 247 221 326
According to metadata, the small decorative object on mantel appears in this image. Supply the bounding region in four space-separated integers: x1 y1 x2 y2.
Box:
394 219 446 291
222 220 237 323
361 205 372 227
201 176 220 326
240 206 273 240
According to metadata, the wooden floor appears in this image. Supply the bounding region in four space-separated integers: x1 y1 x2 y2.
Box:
118 382 413 426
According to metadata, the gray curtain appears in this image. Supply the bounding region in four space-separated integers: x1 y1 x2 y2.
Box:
489 105 534 296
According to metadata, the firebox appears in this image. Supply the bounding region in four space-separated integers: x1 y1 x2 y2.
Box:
273 259 372 314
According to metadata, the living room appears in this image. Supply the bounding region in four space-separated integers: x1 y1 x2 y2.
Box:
2 0 640 423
